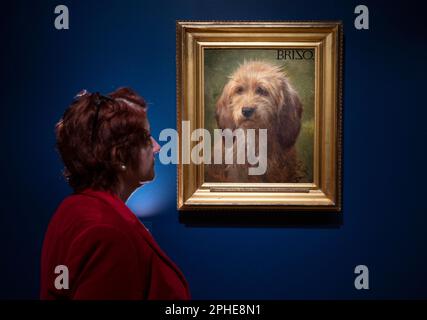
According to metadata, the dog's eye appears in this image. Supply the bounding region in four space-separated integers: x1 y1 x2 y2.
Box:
256 87 268 96
235 86 244 95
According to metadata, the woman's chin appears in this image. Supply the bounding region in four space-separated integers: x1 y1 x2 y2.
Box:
138 173 155 185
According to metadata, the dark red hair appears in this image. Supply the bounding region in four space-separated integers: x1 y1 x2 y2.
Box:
55 87 151 192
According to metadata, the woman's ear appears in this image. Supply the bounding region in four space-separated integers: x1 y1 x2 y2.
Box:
215 82 235 130
110 146 126 170
277 80 303 149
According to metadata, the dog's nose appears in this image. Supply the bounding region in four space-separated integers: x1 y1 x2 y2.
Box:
242 107 255 118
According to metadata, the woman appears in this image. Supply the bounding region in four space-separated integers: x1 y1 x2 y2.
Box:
40 87 190 300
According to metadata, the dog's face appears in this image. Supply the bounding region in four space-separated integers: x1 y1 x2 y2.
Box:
215 61 303 148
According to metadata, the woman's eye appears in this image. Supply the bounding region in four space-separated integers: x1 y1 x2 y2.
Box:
256 87 268 96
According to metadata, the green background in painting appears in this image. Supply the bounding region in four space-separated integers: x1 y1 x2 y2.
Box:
204 49 315 182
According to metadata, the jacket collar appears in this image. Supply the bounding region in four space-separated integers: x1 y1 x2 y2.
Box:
78 188 137 224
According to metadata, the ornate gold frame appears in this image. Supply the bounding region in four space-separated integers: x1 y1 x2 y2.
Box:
176 21 342 211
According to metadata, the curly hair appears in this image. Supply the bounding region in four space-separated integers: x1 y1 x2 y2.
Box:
55 87 151 192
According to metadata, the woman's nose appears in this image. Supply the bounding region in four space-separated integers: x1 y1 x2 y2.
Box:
151 137 161 154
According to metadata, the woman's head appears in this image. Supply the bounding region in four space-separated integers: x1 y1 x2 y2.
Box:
55 87 160 195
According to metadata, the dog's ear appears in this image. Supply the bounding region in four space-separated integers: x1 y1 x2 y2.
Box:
215 83 235 129
277 81 303 149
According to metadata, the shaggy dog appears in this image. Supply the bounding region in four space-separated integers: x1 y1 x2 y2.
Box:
205 60 304 183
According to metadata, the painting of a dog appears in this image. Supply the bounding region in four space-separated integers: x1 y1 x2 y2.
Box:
205 60 305 183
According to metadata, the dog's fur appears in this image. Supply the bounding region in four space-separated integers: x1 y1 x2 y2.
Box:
205 60 304 182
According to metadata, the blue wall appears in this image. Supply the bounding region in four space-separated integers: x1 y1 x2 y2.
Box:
1 0 426 299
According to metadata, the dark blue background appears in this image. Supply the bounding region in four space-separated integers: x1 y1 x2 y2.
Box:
1 0 426 299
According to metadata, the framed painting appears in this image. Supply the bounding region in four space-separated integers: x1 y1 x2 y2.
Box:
176 21 342 211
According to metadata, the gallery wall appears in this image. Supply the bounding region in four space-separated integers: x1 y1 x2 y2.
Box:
0 0 426 299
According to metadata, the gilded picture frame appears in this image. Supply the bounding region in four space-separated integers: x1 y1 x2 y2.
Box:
176 21 342 211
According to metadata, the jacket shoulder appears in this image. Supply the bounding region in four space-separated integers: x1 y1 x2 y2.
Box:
48 194 129 238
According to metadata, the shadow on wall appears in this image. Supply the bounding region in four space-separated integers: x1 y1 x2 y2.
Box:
179 211 343 228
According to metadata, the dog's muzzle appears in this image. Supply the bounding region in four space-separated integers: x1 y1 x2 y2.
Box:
242 106 256 118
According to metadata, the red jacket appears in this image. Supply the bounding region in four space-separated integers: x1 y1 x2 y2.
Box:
40 189 190 300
